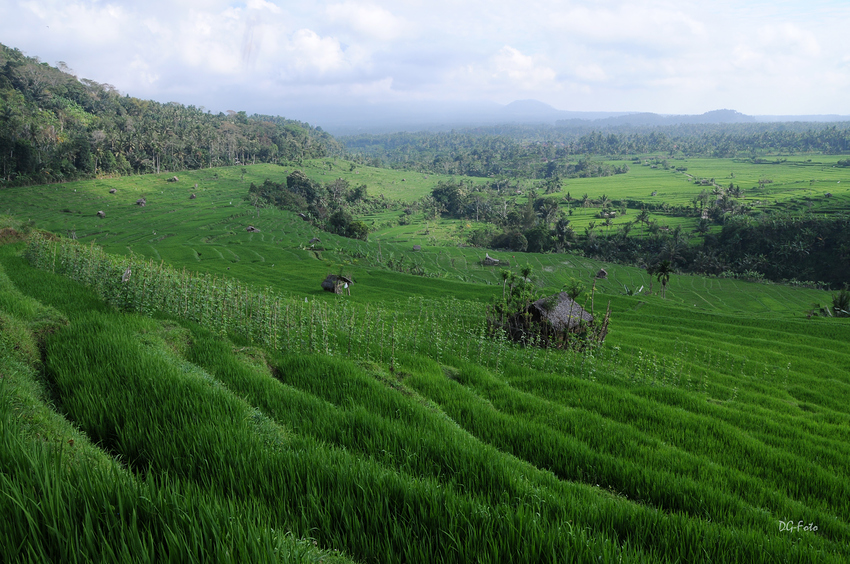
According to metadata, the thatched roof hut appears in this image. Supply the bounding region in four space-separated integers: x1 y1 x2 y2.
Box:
167 176 179 182
596 268 608 279
321 274 353 295
109 188 117 194
482 253 500 266
96 210 105 218
309 237 321 244
529 292 593 331
189 193 196 199
246 225 260 232
488 291 606 350
412 245 421 252
136 197 146 206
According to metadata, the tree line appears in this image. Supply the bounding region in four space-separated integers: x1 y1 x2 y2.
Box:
341 123 850 179
418 178 848 288
0 43 342 186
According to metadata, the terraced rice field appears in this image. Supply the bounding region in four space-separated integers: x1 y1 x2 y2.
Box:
2 160 849 562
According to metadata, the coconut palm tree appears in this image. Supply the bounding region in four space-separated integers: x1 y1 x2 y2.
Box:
636 208 650 234
654 260 673 298
500 269 511 300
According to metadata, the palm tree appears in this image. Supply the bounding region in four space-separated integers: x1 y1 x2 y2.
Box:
500 269 511 300
539 199 560 229
654 260 673 298
619 221 634 241
636 208 650 235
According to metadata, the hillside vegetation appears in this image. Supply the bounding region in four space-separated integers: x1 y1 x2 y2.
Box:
0 43 341 186
2 156 850 562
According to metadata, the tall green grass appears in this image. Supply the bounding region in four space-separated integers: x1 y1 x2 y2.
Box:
0 254 352 564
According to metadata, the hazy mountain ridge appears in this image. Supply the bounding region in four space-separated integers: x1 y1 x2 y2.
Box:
315 100 850 135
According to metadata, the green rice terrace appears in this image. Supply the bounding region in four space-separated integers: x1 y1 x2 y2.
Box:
1 158 850 562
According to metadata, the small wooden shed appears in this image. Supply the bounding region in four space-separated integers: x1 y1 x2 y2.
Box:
321 274 353 295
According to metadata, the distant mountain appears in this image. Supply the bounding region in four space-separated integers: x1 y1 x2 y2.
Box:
555 108 757 127
310 99 631 135
313 100 846 135
500 100 631 123
310 100 850 135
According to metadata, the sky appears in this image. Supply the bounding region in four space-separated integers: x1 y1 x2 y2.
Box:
2 0 849 123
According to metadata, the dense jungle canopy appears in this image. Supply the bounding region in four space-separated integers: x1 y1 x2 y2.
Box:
0 43 342 186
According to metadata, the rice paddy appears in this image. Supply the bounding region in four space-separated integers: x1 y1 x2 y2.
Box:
1 158 849 562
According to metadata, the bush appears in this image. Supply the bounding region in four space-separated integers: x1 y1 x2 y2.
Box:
833 288 850 317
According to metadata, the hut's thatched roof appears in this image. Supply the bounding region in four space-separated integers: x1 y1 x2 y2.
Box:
530 292 593 331
246 225 260 232
482 253 500 266
596 268 608 279
321 274 353 294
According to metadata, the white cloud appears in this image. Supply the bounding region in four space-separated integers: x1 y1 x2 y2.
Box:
325 2 409 42
491 46 557 90
286 29 348 74
246 0 281 13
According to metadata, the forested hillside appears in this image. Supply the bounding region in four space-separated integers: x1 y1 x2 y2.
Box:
0 43 342 186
